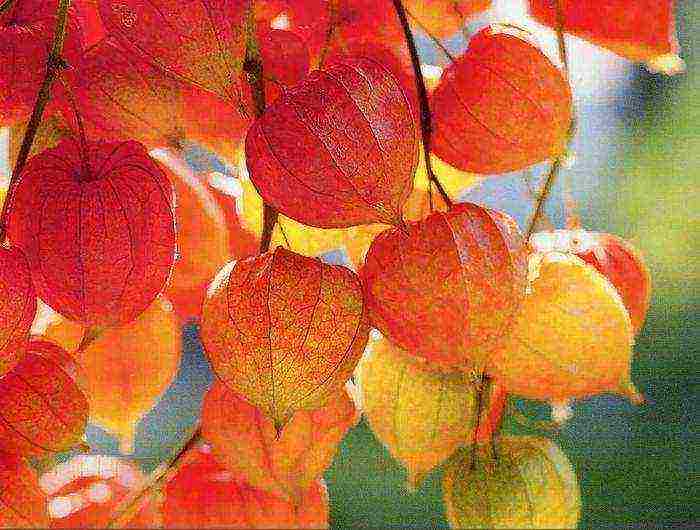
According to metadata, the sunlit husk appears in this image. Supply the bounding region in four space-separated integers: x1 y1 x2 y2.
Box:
357 335 507 489
488 252 641 403
443 436 581 529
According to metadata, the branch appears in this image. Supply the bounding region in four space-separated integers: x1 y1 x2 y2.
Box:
524 0 574 241
242 3 278 253
0 0 72 242
391 0 452 208
107 427 203 528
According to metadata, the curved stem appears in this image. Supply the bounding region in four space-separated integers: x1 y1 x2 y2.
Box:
107 427 203 528
0 0 72 242
316 0 339 69
242 2 278 253
524 0 574 241
391 0 452 208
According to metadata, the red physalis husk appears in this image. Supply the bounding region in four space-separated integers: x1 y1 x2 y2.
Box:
404 0 491 38
0 451 50 528
164 442 329 529
240 27 311 108
201 381 359 504
73 0 105 49
0 340 88 457
360 202 528 373
70 36 250 154
201 247 369 430
245 55 418 228
430 24 572 175
529 229 652 335
529 0 684 75
40 454 163 528
7 138 177 327
0 244 36 376
98 0 249 110
0 0 84 126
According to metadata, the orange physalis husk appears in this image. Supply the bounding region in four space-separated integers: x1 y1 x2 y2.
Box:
530 229 652 335
0 244 36 376
405 0 490 38
0 451 50 528
529 0 685 75
245 55 418 228
0 340 88 457
357 334 507 490
430 24 572 175
151 149 255 322
163 442 329 529
7 138 177 327
360 202 528 372
201 247 369 430
443 436 581 529
201 380 359 505
487 251 644 404
40 454 163 528
44 297 181 454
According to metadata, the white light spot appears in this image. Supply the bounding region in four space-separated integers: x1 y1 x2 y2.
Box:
270 12 290 30
207 260 237 298
86 482 112 504
48 497 73 519
208 171 243 199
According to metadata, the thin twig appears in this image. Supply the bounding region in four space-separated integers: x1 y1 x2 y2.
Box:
524 0 574 241
242 3 278 254
316 0 339 69
107 427 203 528
469 373 486 471
391 0 452 208
0 0 73 242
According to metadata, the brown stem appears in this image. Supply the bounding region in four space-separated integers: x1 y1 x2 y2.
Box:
316 0 339 69
469 373 486 471
242 3 278 254
107 427 203 528
0 0 14 15
391 0 452 208
524 0 574 241
0 0 72 242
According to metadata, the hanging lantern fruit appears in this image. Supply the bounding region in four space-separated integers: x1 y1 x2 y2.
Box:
529 0 684 75
44 297 181 454
201 248 369 429
40 454 162 528
245 55 418 228
487 251 643 403
0 451 50 528
163 442 329 529
530 229 651 334
360 202 527 372
0 244 36 376
7 138 177 327
201 381 359 504
358 335 507 490
431 24 572 174
443 436 581 529
0 340 88 457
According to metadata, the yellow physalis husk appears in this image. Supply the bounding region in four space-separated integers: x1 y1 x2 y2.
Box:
488 252 643 403
357 334 492 490
443 436 581 529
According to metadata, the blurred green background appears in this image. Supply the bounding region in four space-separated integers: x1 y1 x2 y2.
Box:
68 1 698 528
